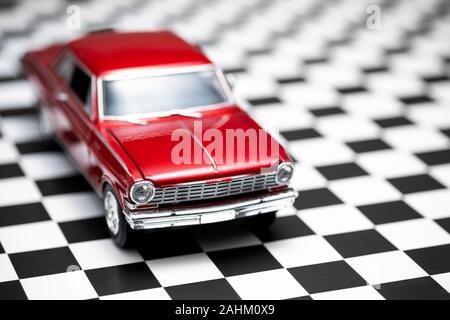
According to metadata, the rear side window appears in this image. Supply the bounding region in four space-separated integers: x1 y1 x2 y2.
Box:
70 65 91 105
55 54 74 82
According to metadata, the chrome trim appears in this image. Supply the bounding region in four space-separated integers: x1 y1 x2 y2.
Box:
152 172 279 205
123 189 298 230
97 64 235 121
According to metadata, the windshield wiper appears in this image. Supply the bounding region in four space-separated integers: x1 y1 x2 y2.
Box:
156 110 203 118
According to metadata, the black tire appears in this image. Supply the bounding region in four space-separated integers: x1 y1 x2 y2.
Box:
104 185 137 248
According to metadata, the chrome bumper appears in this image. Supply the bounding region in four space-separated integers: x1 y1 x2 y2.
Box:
123 189 298 230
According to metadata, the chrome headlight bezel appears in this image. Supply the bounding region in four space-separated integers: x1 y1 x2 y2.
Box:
276 162 294 185
130 181 155 204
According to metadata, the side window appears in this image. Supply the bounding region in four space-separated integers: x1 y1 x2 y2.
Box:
55 54 74 82
69 65 92 115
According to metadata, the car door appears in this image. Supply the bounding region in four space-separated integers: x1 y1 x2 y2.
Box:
53 54 93 175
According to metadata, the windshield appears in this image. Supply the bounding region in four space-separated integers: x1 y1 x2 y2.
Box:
102 69 229 117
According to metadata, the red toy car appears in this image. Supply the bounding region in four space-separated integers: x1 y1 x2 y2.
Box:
22 30 297 247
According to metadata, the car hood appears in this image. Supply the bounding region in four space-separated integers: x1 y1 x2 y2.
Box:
106 106 288 186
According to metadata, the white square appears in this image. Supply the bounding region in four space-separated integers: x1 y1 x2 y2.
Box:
0 115 41 143
100 288 171 300
342 93 403 118
432 272 450 294
366 72 425 97
43 191 103 222
290 163 327 191
0 221 67 253
265 235 342 268
253 105 313 131
290 138 355 167
193 225 261 252
376 219 450 251
21 271 97 300
69 239 143 270
298 204 373 236
311 285 384 300
346 251 428 285
146 253 223 287
19 152 77 180
280 83 339 109
306 63 362 88
329 176 402 206
0 80 36 109
234 75 277 99
431 165 450 189
316 115 379 142
228 269 307 300
357 150 427 178
0 254 18 282
0 140 19 165
0 177 41 207
405 190 450 219
408 104 450 128
430 81 450 103
383 126 448 153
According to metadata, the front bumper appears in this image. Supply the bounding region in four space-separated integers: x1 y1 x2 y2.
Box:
123 188 298 230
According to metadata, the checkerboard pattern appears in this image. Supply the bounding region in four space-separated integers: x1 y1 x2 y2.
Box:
1 0 450 300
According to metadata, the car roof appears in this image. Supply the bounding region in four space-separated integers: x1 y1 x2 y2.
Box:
68 31 212 76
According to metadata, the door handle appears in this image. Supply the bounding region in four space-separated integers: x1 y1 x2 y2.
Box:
54 91 69 102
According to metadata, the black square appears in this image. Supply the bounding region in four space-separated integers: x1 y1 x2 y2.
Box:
374 116 413 128
0 163 24 179
325 229 397 258
362 66 389 73
0 241 4 254
423 74 450 83
357 201 422 224
277 76 305 84
36 175 92 196
15 138 61 155
59 217 110 243
136 230 202 260
336 86 367 94
310 107 345 117
0 202 50 227
316 162 368 180
416 149 450 166
406 244 450 275
85 262 160 296
247 96 282 106
377 277 450 300
442 128 450 138
9 247 79 279
294 188 343 210
166 279 240 300
208 245 282 277
250 215 314 242
280 128 321 141
399 95 434 105
0 281 27 300
436 217 450 234
288 261 366 294
346 138 391 153
388 174 445 194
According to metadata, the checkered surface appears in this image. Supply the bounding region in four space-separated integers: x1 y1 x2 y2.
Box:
1 0 450 300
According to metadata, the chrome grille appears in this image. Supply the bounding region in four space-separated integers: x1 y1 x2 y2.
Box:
153 173 278 205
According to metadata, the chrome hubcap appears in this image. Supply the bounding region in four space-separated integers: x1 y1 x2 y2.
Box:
104 191 120 236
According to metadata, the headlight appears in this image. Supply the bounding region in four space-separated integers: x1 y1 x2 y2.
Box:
130 181 155 204
276 162 294 184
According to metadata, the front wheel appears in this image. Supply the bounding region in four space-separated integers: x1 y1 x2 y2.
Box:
104 185 137 247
